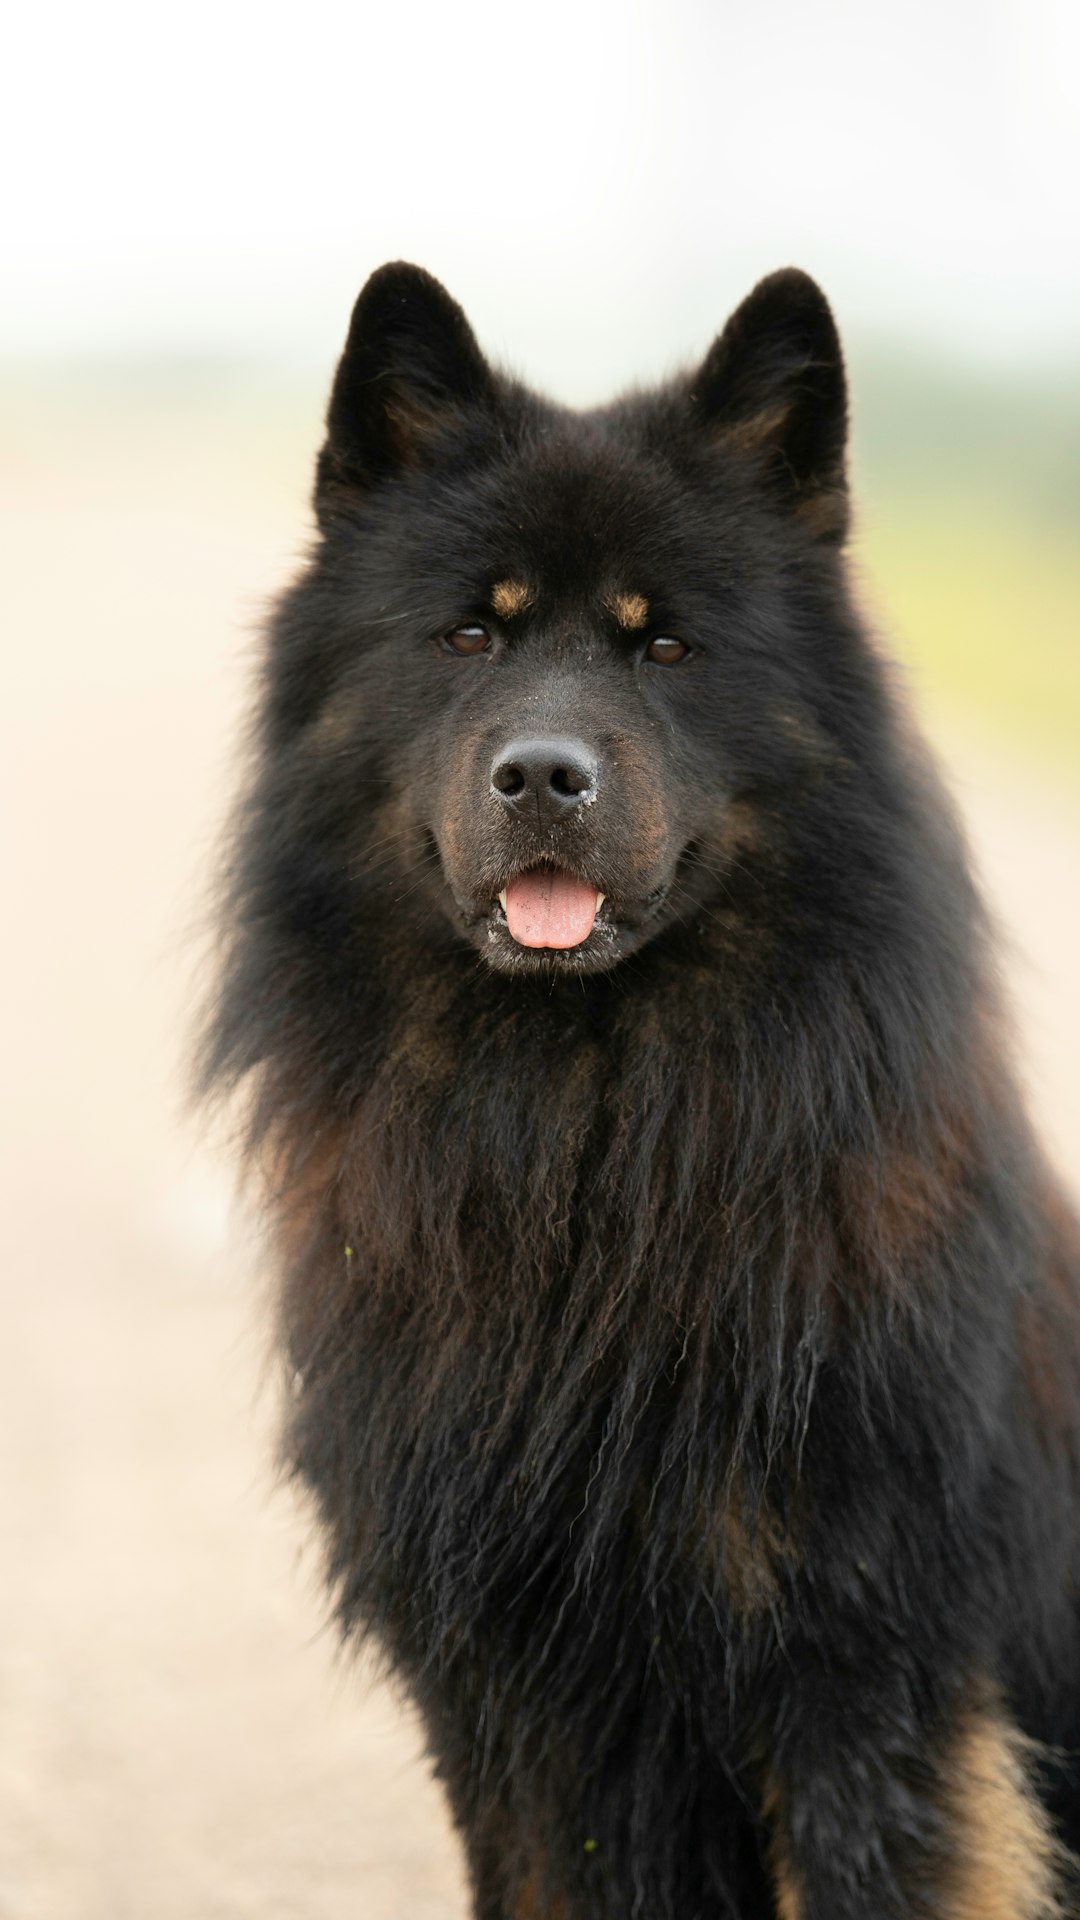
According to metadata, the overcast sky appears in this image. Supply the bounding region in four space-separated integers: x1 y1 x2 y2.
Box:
7 0 1078 398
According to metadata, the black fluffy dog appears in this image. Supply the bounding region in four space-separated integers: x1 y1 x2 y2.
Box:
205 263 1080 1917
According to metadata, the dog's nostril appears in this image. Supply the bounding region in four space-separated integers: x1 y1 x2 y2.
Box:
551 763 592 798
492 761 526 797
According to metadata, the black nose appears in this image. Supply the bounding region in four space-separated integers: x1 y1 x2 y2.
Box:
490 736 599 823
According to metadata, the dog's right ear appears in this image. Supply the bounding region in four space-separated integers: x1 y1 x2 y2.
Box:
316 263 495 519
690 269 849 541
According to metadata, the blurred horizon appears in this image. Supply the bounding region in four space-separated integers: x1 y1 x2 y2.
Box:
10 322 1076 772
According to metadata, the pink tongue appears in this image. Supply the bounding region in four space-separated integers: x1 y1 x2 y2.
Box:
504 869 599 949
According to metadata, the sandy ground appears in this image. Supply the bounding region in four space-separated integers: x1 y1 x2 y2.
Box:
1 387 1077 1918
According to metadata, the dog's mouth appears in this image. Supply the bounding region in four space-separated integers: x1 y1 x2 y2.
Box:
465 863 672 974
497 868 606 950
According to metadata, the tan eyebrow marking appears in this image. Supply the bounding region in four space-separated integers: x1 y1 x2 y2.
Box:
491 579 534 619
607 590 649 631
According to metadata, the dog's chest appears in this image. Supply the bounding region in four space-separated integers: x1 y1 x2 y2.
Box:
296 1284 795 1680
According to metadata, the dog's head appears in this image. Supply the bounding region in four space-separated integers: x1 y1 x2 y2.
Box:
268 263 873 981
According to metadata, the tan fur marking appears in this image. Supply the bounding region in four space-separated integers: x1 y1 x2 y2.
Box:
307 694 358 753
607 590 649 631
716 402 792 457
762 1786 806 1920
491 578 534 619
773 1860 805 1920
698 1475 799 1621
716 406 847 538
765 1706 1070 1919
943 1709 1068 1919
831 1094 976 1290
793 485 847 538
516 1870 568 1919
383 385 451 465
1020 1177 1080 1442
837 1144 964 1266
720 1508 782 1618
715 797 768 860
775 708 837 763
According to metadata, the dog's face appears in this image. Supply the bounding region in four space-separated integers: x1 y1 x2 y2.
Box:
275 264 861 980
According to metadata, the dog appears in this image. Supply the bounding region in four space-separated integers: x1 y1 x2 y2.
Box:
205 262 1080 1917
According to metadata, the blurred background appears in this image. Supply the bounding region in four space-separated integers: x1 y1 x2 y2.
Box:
2 2 1077 1914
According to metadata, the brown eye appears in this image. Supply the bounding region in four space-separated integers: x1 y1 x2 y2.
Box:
645 635 689 665
444 625 492 656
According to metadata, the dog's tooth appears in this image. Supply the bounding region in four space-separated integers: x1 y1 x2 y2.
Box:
498 890 507 911
596 893 605 910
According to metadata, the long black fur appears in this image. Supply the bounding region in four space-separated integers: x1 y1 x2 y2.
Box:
203 263 1080 1917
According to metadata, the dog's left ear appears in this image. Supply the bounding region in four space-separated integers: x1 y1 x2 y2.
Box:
691 269 848 539
316 262 496 519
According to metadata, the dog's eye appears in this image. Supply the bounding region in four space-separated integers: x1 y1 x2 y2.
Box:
444 625 492 656
645 636 689 666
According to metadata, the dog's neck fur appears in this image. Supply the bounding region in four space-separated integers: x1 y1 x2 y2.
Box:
275 902 1020 1508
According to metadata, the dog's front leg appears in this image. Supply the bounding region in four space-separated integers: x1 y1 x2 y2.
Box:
763 1671 1066 1920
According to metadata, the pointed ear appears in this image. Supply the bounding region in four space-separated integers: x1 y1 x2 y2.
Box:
315 262 496 516
690 269 849 540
